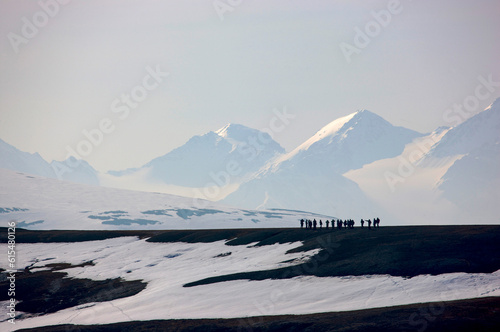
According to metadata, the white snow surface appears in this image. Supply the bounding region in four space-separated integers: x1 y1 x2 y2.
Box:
1 236 499 330
0 168 331 230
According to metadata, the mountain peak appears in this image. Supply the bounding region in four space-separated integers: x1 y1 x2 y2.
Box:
271 109 422 174
350 109 391 122
215 124 284 153
354 109 373 115
292 109 385 154
426 97 500 158
215 123 248 138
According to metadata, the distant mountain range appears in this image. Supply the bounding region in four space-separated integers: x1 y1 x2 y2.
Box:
108 123 284 190
0 139 99 185
1 98 499 225
223 110 423 218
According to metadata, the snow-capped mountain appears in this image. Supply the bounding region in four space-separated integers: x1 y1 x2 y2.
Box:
433 99 500 216
0 138 99 185
426 98 500 159
107 123 284 192
438 142 500 213
0 168 331 230
345 98 500 225
223 166 376 219
0 138 55 178
51 156 100 185
271 109 423 175
223 110 421 218
3 100 498 226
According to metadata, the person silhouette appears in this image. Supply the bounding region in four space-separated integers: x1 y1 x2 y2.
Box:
300 219 304 228
313 219 317 230
361 219 364 227
319 220 323 229
326 220 329 229
367 219 372 229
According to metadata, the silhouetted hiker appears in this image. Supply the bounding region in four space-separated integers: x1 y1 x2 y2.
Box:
309 220 313 229
350 219 355 228
313 219 317 230
343 220 347 228
300 219 305 228
376 217 381 227
337 219 342 229
360 219 364 227
326 220 329 229
319 220 323 229
367 219 372 229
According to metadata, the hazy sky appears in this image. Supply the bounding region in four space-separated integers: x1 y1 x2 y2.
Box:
1 0 499 172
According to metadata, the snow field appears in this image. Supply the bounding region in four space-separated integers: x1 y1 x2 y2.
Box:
1 236 499 330
0 169 331 230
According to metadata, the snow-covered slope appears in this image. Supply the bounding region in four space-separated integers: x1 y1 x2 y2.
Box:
273 110 423 174
345 99 500 224
430 99 500 219
0 138 55 178
438 142 500 215
0 168 331 230
2 236 499 330
426 98 500 159
223 164 376 219
106 124 284 198
50 156 99 185
223 110 420 218
0 138 99 186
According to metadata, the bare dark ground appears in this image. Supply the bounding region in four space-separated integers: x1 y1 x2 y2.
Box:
17 297 500 332
2 225 499 331
0 262 146 314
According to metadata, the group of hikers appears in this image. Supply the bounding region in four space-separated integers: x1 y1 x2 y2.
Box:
300 217 381 230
